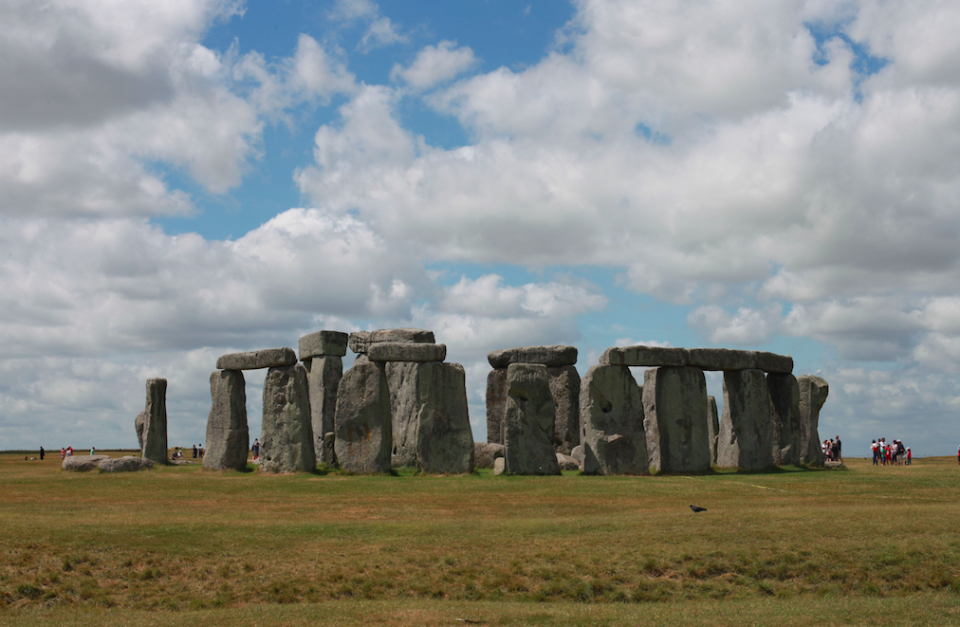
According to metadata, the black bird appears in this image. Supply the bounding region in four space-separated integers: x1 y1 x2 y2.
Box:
689 505 707 513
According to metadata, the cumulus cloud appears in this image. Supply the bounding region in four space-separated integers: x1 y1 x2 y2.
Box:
328 0 406 51
391 41 478 90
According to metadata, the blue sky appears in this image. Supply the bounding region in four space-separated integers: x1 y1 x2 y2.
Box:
2 0 960 456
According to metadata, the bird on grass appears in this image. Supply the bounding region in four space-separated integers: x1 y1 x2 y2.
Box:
689 505 707 513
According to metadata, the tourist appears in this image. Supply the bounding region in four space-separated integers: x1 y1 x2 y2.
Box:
885 442 892 465
90 446 95 456
67 446 73 456
252 438 260 461
871 439 879 465
60 447 65 459
834 436 842 463
39 447 45 460
906 447 912 465
192 444 198 459
199 444 205 459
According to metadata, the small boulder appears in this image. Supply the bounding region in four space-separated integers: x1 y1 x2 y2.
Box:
474 442 505 468
62 455 110 472
99 456 155 473
556 453 579 471
493 457 506 475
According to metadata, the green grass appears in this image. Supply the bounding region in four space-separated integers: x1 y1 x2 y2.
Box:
1 453 959 625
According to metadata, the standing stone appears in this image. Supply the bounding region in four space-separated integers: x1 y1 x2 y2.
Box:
334 356 392 473
306 356 343 464
548 365 580 454
203 370 249 471
580 365 647 475
486 368 508 444
259 364 315 473
415 362 474 474
642 367 711 473
386 361 423 467
707 396 720 466
503 364 560 475
717 369 775 470
768 373 801 466
141 378 168 464
798 375 829 466
135 411 146 450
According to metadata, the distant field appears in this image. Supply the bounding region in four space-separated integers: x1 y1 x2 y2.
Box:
1 453 959 626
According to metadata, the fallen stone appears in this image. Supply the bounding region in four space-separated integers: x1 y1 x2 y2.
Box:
556 453 579 471
503 364 560 475
756 352 794 374
368 342 446 362
600 346 689 367
717 369 775 470
687 348 757 371
349 328 436 354
259 364 315 473
474 442 505 468
493 457 506 475
62 455 110 472
580 365 647 475
707 396 720 466
549 365 580 454
170 459 199 466
99 456 155 473
334 356 392 473
643 367 711 474
488 346 578 368
415 362 474 474
142 378 168 464
570 444 584 465
485 368 508 444
824 460 845 468
135 411 146 450
768 373 801 466
216 348 297 371
299 330 348 360
203 370 249 472
798 375 829 466
306 356 342 465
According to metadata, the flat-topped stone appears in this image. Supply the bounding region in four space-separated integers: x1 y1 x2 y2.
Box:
687 348 756 371
298 331 348 360
756 352 794 374
368 342 446 362
488 345 577 368
601 346 688 367
216 348 297 370
601 345 793 373
349 328 436 354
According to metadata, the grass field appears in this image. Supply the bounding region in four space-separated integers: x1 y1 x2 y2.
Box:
1 452 959 625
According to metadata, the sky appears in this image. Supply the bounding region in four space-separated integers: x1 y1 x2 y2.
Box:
2 0 960 456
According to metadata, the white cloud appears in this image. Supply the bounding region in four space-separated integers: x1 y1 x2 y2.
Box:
329 0 406 51
391 41 478 90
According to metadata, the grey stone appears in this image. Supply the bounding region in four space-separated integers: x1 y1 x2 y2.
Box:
717 369 775 470
485 368 508 444
556 453 579 471
580 365 647 475
756 352 794 374
798 375 829 466
322 432 337 467
141 378 168 464
135 411 146 450
642 367 711 474
203 370 249 472
99 456 155 473
415 362 474 474
768 373 802 466
707 396 720 466
306 356 342 464
503 364 560 475
368 342 446 363
687 348 757 371
570 444 584 465
62 455 110 472
259 364 315 473
487 345 578 368
349 328 436 354
216 347 297 371
493 457 506 475
474 442 505 468
600 346 689 367
299 330 348 360
334 356 392 472
548 365 580 454
386 361 421 467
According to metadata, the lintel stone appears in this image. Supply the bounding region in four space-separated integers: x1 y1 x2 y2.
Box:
368 342 446 362
298 330 348 360
349 328 436 354
487 345 577 368
216 348 297 370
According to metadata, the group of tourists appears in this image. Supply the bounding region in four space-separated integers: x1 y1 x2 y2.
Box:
871 438 910 465
822 436 842 462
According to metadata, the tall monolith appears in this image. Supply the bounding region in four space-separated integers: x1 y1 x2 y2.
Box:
306 355 342 464
203 370 249 471
580 365 647 475
707 395 719 466
768 373 801 466
503 364 560 475
141 378 168 464
798 375 829 466
334 356 392 473
642 367 711 473
717 369 775 470
260 364 315 473
414 362 474 474
549 365 580 454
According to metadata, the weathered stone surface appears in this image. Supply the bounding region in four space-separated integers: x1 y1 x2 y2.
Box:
415 362 474 474
322 432 337 467
368 342 446 363
556 453 579 471
503 364 560 475
798 375 829 466
580 365 647 475
306 356 342 464
386 361 421 467
203 370 249 472
99 456 155 473
216 348 297 371
488 346 578 368
642 367 711 474
334 356 392 472
62 455 110 472
707 396 720 466
548 365 580 454
142 378 168 464
687 348 757 371
600 346 689 367
259 364 315 473
485 368 508 444
298 330 348 360
348 328 436 354
756 352 794 374
570 444 584 465
474 442 505 468
768 373 801 466
493 457 506 475
135 411 146 450
717 369 775 470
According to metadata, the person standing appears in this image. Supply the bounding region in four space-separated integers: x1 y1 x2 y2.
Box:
871 440 878 465
60 447 65 459
67 446 73 456
192 444 198 459
252 438 260 461
906 447 912 466
834 436 842 463
90 446 95 456
40 446 45 460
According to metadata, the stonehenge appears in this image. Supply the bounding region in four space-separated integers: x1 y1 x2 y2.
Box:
643 367 711 473
260 364 315 473
301 331 347 465
580 364 647 475
768 373 801 466
717 369 775 470
203 370 249 472
333 355 392 473
502 364 560 475
798 375 829 465
141 378 168 464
